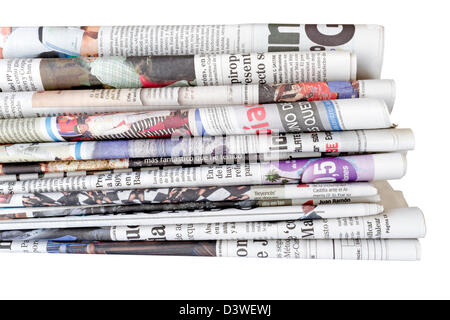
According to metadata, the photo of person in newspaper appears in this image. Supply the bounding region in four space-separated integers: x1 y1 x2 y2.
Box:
124 110 191 138
39 55 197 90
165 185 252 203
40 58 101 90
259 81 360 103
12 185 256 208
56 111 191 140
22 193 64 207
0 26 99 59
127 56 196 87
0 194 13 205
21 190 120 207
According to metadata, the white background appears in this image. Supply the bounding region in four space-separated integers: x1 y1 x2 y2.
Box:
0 0 449 300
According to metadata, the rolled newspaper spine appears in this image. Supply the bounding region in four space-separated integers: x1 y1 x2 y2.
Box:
0 150 314 166
0 166 220 182
0 153 406 195
0 182 378 208
0 197 382 220
0 159 131 175
0 169 125 182
111 207 425 241
0 51 356 93
0 155 308 181
0 153 319 173
0 129 412 163
0 80 396 119
0 207 423 241
0 203 385 230
0 24 383 78
0 99 391 143
0 239 421 261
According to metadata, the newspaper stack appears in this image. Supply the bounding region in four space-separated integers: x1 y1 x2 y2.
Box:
0 24 424 261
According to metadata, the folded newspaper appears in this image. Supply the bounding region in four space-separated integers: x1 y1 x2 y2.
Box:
0 180 421 233
0 198 382 220
0 24 424 262
0 203 385 230
0 153 317 174
0 182 378 208
0 180 424 260
0 129 413 163
0 24 383 79
0 153 407 195
0 239 420 261
0 51 356 92
0 79 396 118
0 98 392 143
0 207 425 240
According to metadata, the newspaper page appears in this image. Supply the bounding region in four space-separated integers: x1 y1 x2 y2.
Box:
0 98 392 143
0 170 93 182
0 128 412 163
0 152 321 174
0 166 192 182
0 239 420 261
0 80 396 118
0 51 356 93
112 207 425 241
0 25 383 79
0 207 424 241
0 153 407 195
0 197 381 220
0 159 131 175
0 182 378 208
0 203 385 230
0 166 238 182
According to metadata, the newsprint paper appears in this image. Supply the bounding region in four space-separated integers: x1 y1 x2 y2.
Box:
0 79 396 118
0 239 421 261
0 99 392 143
0 51 356 92
0 24 383 78
0 129 413 163
0 153 407 194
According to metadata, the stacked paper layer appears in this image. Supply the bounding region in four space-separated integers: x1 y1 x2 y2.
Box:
0 24 423 260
